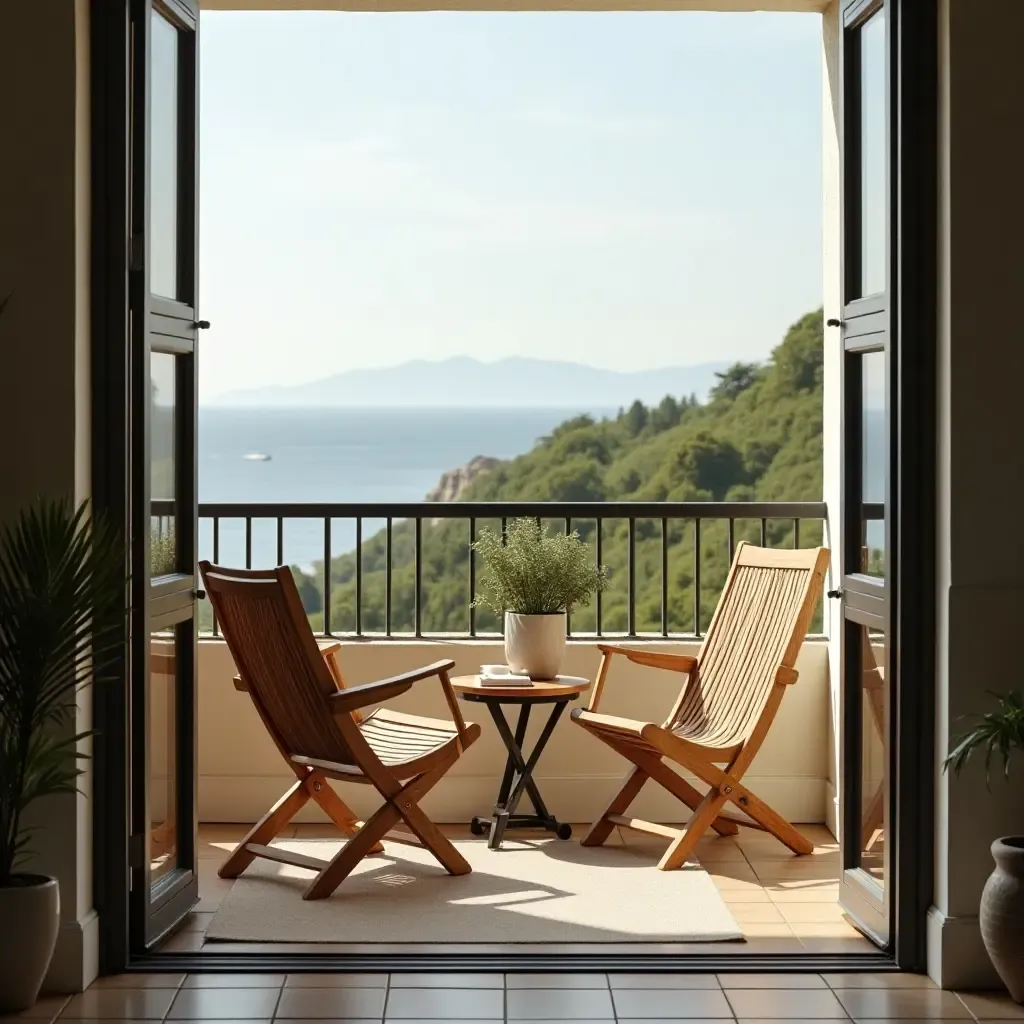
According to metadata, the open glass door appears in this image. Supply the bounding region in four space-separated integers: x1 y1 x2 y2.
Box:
128 0 202 950
836 0 892 948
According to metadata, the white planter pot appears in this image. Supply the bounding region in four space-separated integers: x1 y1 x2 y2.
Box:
0 875 59 1013
504 612 567 680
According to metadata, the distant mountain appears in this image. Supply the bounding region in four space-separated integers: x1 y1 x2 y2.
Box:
208 356 730 409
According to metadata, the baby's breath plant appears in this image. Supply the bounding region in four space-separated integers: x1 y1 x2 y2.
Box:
472 517 608 616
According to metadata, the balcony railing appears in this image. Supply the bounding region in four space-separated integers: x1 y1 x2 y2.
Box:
189 500 828 640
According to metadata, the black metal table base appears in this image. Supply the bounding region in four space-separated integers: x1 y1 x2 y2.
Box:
467 696 576 850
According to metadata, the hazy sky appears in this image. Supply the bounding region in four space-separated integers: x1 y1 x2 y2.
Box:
198 11 822 401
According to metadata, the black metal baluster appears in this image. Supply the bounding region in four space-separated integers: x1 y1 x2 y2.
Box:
212 517 220 637
793 517 800 548
596 519 603 637
661 517 669 637
693 518 701 636
276 517 284 566
469 518 476 637
761 517 768 547
565 517 572 637
355 518 362 637
245 517 252 569
627 518 636 637
385 517 392 637
500 517 507 636
414 517 422 638
728 517 735 563
323 518 332 636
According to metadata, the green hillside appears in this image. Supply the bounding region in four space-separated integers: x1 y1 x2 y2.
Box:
286 308 825 636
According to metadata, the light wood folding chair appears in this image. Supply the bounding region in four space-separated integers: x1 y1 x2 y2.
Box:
572 542 829 871
200 561 480 901
860 631 886 853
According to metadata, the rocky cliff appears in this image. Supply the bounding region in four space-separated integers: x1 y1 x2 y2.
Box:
425 455 501 502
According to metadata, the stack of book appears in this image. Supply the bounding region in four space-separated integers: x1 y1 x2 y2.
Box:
478 666 534 687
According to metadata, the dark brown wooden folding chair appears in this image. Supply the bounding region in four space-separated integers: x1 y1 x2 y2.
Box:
572 542 829 871
200 561 480 900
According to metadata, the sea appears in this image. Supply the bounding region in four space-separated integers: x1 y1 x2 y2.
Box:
198 406 612 571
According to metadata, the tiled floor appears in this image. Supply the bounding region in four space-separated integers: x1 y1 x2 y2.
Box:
10 970 1022 1022
160 822 870 956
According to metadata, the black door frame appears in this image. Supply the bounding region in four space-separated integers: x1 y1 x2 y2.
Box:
90 0 937 974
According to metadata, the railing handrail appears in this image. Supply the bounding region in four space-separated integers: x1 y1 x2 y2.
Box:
188 499 828 519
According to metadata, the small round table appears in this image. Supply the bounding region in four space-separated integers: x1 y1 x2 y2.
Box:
450 675 591 850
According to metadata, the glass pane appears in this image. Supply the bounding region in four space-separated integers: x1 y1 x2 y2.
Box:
857 625 887 890
149 630 178 885
858 8 886 297
151 352 177 576
149 11 179 299
860 350 885 577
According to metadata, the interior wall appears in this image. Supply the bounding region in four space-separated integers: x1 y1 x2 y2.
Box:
929 0 1024 992
0 0 97 995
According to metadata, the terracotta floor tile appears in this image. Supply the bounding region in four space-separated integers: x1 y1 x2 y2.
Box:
608 974 721 989
728 903 787 924
505 988 615 1019
823 974 934 990
611 987 733 1018
89 973 185 989
955 990 1024 1018
776 903 850 924
389 973 503 988
385 987 503 1019
283 974 388 988
274 987 386 1018
183 975 284 988
725 988 848 1018
834 986 972 1018
506 973 610 988
167 987 282 1019
0 994 69 1020
718 974 827 989
61 988 177 1019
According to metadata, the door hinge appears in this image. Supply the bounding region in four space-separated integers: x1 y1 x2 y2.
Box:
129 832 145 870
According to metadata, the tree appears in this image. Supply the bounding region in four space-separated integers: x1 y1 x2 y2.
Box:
651 395 681 432
710 362 761 403
623 400 649 436
672 432 747 500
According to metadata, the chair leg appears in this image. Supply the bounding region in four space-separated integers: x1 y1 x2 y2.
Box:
402 802 471 876
303 800 401 901
581 766 649 848
720 778 813 856
220 778 310 879
658 789 730 871
632 752 740 838
309 772 385 855
861 782 885 851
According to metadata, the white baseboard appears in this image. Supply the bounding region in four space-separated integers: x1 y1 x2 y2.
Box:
43 908 99 995
199 773 826 827
927 905 1002 991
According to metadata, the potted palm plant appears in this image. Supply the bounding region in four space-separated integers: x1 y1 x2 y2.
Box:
473 517 608 680
944 692 1024 1002
0 500 124 1013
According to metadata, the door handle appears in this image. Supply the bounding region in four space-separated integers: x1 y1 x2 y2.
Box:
827 588 843 599
193 320 211 330
194 588 206 600
826 318 844 328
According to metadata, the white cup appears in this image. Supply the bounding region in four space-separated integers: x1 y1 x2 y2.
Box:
480 664 510 676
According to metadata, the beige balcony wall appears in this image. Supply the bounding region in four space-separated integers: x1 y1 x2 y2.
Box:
198 638 831 826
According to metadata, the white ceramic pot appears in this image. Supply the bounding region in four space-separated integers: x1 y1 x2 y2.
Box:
0 875 60 1013
504 612 567 680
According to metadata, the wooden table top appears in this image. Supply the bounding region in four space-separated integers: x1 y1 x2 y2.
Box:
450 674 591 700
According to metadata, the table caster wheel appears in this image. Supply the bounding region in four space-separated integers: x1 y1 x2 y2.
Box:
470 817 488 837
556 822 573 840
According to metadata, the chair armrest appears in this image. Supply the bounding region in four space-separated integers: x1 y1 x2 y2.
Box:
327 659 459 715
588 645 698 712
596 644 697 674
232 674 248 693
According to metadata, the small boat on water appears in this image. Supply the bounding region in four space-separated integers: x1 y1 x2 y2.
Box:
243 452 272 461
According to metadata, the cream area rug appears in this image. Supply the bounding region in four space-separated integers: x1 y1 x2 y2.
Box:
206 837 743 943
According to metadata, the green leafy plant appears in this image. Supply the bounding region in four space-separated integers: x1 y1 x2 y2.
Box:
943 691 1024 783
150 522 176 577
0 500 125 886
472 517 608 616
